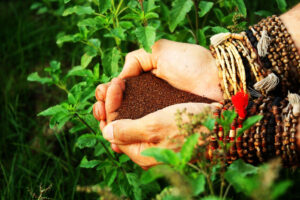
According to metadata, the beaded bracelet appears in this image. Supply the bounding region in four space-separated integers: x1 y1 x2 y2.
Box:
248 15 300 94
211 15 300 99
208 93 299 167
210 33 264 99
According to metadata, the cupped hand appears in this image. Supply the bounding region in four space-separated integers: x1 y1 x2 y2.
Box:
99 102 220 169
93 39 223 129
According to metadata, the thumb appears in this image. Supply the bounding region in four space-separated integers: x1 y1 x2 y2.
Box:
119 49 154 79
102 118 160 145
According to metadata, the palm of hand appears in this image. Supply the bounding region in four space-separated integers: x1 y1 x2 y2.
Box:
93 39 224 168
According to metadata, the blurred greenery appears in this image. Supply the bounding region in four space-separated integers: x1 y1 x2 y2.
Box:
0 0 300 199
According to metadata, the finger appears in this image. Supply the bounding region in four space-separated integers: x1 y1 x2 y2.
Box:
95 83 110 102
100 120 107 131
111 143 123 153
118 143 158 168
93 101 106 121
102 118 162 145
119 49 154 79
105 79 124 122
111 77 125 91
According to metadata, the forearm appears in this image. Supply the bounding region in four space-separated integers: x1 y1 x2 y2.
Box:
280 3 300 152
280 3 300 54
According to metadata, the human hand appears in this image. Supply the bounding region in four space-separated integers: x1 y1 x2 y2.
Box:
100 102 220 169
93 39 223 128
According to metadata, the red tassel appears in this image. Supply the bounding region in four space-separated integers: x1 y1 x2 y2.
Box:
231 90 249 119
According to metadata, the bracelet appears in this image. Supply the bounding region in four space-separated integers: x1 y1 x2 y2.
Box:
249 15 300 94
208 15 300 167
208 92 299 167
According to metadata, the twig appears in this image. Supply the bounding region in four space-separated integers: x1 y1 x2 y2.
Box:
75 113 115 161
223 184 231 200
75 113 127 177
193 0 199 43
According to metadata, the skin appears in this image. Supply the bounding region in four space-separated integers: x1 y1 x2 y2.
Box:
93 3 300 168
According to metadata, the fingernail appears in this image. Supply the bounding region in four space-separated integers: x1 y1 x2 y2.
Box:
103 124 114 141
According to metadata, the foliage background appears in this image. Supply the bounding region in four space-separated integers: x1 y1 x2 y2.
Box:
1 0 300 199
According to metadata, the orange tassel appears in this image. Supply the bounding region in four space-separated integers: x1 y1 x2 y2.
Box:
231 91 248 119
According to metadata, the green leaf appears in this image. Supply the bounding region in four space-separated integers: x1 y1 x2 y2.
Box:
191 173 205 196
144 0 159 12
213 8 224 23
198 1 214 18
169 0 193 32
77 17 105 28
211 26 229 33
105 169 118 186
237 115 263 136
56 33 81 47
85 38 101 56
233 0 247 17
180 134 200 166
200 196 222 200
119 154 130 163
142 148 180 165
102 47 121 76
27 72 52 84
271 180 292 199
49 111 71 129
76 134 97 149
217 110 237 134
99 0 111 13
254 10 272 17
63 6 95 16
145 12 159 20
276 0 287 12
140 165 175 184
80 156 101 168
203 117 215 131
68 92 76 104
56 115 71 129
110 48 121 75
30 2 42 10
94 143 106 157
224 159 258 193
135 26 156 52
64 0 70 3
81 53 96 69
38 105 68 117
119 21 134 30
126 173 142 200
105 27 126 40
121 13 140 20
37 7 48 15
96 160 111 171
66 66 94 77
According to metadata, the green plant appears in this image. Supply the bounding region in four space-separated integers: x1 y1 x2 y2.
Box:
140 109 290 200
26 0 299 199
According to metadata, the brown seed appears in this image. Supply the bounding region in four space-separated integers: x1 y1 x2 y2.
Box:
115 73 214 120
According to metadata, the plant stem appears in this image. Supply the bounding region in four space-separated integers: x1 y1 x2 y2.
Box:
138 0 147 26
75 113 128 177
187 15 198 43
223 184 231 200
193 0 199 43
206 175 215 196
220 179 225 198
75 113 115 161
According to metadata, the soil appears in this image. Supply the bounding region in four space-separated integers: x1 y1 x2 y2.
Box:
115 72 215 120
